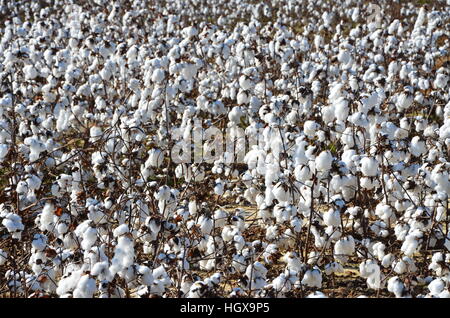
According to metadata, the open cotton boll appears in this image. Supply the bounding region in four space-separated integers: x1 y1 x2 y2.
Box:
213 209 228 228
304 120 319 138
323 209 341 227
324 262 344 275
428 278 445 297
360 157 379 176
387 277 405 298
272 182 290 203
0 249 7 265
113 224 129 237
110 236 135 275
307 291 328 298
0 144 8 161
401 230 422 256
2 213 24 238
410 136 426 157
375 204 393 222
31 234 47 251
396 91 413 111
73 275 96 298
315 150 333 172
146 148 164 168
334 97 349 122
89 126 103 142
23 65 38 80
301 267 322 288
359 260 381 289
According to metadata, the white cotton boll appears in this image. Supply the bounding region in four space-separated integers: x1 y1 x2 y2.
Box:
315 150 333 172
282 252 303 272
24 65 38 80
360 157 379 176
334 236 355 259
325 262 344 275
375 204 393 223
198 215 213 235
321 106 335 124
146 148 164 168
229 106 244 123
301 268 322 288
16 181 28 194
2 213 24 237
213 209 228 228
239 75 253 90
307 291 327 298
0 144 8 160
214 180 224 196
81 226 97 251
110 236 134 275
182 26 198 38
359 260 381 289
401 231 422 256
0 249 7 265
410 136 426 157
382 254 395 268
89 126 102 142
387 277 405 298
334 97 349 122
152 68 165 83
392 259 407 274
294 165 312 182
437 289 450 298
31 234 47 251
222 226 238 242
272 182 290 203
234 235 245 251
396 92 413 111
434 73 448 90
113 224 129 237
236 91 250 105
324 209 341 227
304 120 319 138
428 278 445 296
372 242 386 261
188 201 197 216
73 275 96 298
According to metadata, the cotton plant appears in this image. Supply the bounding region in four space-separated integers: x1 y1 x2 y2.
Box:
0 0 449 299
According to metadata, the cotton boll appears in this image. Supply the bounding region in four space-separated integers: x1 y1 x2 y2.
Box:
375 204 393 223
113 224 129 237
428 278 445 297
409 136 426 157
2 213 25 239
24 65 38 80
387 277 405 298
401 231 422 256
359 260 381 289
315 150 333 173
73 275 96 298
31 234 47 251
0 144 8 161
304 121 319 138
0 249 7 265
305 291 327 298
301 267 322 288
360 157 379 177
151 68 165 84
272 182 290 203
324 209 341 227
334 236 355 261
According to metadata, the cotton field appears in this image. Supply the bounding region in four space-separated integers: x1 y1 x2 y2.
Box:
0 0 450 298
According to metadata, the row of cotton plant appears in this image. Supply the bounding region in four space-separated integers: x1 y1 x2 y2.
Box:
0 0 449 298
